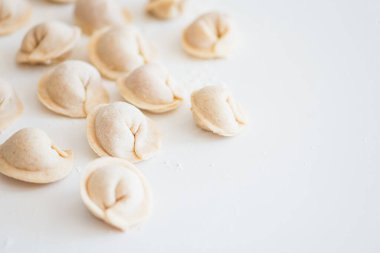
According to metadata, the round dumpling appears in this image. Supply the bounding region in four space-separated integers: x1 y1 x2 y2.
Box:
146 0 185 20
117 63 182 113
80 157 152 231
17 21 81 65
191 85 247 136
38 60 109 118
0 80 23 132
87 102 161 163
182 12 234 59
74 0 131 35
0 128 74 183
89 26 155 80
0 0 32 35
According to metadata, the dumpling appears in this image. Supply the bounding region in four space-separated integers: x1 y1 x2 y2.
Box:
0 80 23 132
0 0 32 35
80 157 152 231
117 63 182 113
89 26 155 80
16 21 81 65
182 12 234 59
38 60 109 118
191 85 247 136
146 0 185 20
0 128 74 183
87 102 161 163
74 0 131 35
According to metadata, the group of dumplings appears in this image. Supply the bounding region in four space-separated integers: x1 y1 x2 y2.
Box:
0 0 247 231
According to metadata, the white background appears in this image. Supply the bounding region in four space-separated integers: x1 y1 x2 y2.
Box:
0 0 379 252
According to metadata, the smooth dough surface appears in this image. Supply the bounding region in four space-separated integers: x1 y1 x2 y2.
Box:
191 85 247 136
146 0 185 19
117 63 182 113
0 0 32 35
89 26 155 80
0 128 74 183
182 12 234 59
17 21 81 65
87 102 161 163
81 157 152 231
0 80 23 132
38 60 109 118
74 0 131 35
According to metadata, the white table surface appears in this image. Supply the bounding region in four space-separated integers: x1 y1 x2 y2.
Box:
0 0 379 252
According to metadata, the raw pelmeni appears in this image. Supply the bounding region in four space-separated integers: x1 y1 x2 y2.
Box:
87 102 161 163
74 0 131 35
89 26 155 80
81 157 152 231
117 63 182 113
0 0 31 35
0 128 74 183
182 12 234 59
146 0 185 20
17 21 81 65
38 60 109 118
191 85 247 136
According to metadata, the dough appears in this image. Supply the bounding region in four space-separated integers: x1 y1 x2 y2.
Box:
17 21 81 65
38 60 109 118
0 128 74 183
0 80 23 132
182 12 234 59
74 0 131 35
89 26 155 80
81 157 152 231
146 0 185 19
117 63 182 113
87 102 161 163
191 85 247 136
0 0 32 35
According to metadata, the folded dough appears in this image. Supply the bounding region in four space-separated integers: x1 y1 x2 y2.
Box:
146 0 185 19
81 157 152 231
74 0 131 35
0 0 31 35
89 26 155 80
0 128 74 183
191 85 247 136
182 12 234 59
87 102 161 163
17 21 81 65
0 80 23 132
38 60 109 118
117 63 182 113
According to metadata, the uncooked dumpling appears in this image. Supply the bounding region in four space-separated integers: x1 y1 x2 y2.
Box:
117 63 182 113
87 102 161 163
89 26 155 80
0 0 32 35
38 60 109 118
17 21 81 65
81 157 152 231
0 81 23 132
182 12 234 59
146 0 185 19
0 128 74 183
74 0 131 35
191 85 247 136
